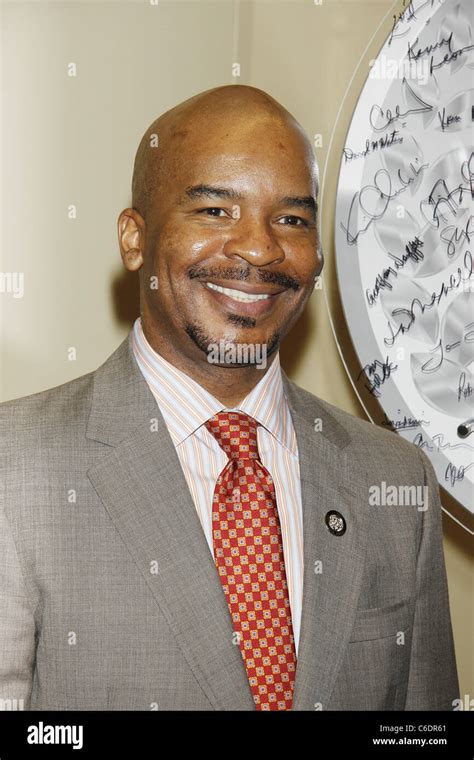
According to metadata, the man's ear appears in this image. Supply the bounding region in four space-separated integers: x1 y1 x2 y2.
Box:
117 208 146 272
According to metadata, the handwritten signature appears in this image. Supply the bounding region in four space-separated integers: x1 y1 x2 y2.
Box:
414 431 474 453
408 32 454 62
420 154 474 228
369 79 433 132
388 0 433 46
458 371 474 402
417 323 474 374
342 161 428 246
381 412 428 430
445 461 474 486
384 251 474 347
357 357 398 397
366 237 424 307
343 130 403 162
440 215 473 258
430 39 474 74
437 108 462 131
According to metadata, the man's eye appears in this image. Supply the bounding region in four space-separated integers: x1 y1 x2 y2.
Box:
198 207 227 217
278 215 309 227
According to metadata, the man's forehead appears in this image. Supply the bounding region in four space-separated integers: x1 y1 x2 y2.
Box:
165 114 309 152
132 87 318 215
167 139 316 184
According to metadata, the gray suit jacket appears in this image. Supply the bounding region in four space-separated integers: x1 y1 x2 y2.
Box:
0 335 459 710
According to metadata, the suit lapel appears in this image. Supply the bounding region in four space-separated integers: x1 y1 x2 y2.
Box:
86 336 254 710
85 337 369 711
282 372 370 710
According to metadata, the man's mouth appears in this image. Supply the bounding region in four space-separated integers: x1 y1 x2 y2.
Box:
204 282 274 303
201 280 286 317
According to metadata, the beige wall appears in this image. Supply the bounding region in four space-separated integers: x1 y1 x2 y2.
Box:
2 0 472 700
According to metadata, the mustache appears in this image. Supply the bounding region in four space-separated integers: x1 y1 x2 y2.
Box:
188 265 301 291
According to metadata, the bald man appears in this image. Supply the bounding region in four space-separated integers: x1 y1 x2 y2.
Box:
0 86 458 712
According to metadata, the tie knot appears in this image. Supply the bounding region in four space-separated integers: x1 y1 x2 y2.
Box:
204 411 260 460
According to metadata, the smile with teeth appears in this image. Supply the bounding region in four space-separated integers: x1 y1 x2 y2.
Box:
204 282 274 303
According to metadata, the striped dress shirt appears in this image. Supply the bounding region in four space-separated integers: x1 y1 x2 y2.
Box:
130 317 304 653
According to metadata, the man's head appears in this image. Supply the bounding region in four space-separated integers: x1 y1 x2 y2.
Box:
118 85 323 373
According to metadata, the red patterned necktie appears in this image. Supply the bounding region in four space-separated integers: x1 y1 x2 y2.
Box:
204 411 297 710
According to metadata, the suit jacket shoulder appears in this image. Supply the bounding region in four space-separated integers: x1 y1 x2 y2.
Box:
282 373 431 483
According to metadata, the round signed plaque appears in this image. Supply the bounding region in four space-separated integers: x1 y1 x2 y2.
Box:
334 0 474 527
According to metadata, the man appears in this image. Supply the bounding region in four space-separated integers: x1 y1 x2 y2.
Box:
0 86 459 711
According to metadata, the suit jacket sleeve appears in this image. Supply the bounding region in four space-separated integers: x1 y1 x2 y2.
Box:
404 448 460 710
0 501 36 708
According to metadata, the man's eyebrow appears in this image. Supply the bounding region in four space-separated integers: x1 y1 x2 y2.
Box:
182 184 243 202
279 195 318 215
181 185 318 215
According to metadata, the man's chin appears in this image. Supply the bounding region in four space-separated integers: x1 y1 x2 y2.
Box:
185 322 280 369
205 340 270 372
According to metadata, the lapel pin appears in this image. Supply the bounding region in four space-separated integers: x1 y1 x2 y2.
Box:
325 510 346 536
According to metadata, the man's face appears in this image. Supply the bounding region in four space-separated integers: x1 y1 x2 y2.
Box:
139 118 322 367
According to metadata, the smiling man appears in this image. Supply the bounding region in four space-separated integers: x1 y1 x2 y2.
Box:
0 86 458 712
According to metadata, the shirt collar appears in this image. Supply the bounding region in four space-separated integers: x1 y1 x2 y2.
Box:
130 317 296 455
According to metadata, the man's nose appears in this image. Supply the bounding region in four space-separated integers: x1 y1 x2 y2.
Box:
222 217 285 267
